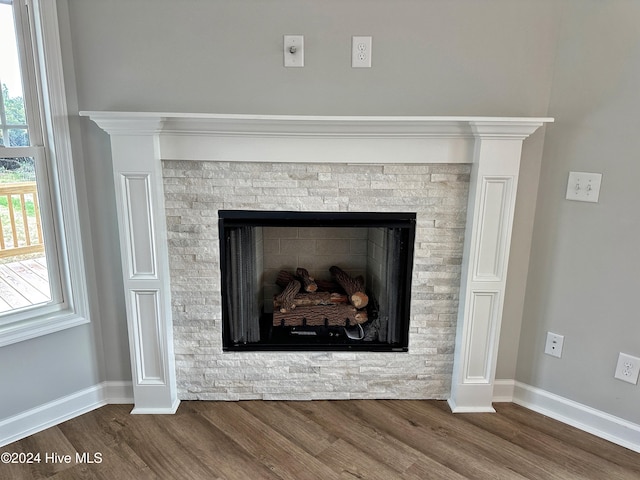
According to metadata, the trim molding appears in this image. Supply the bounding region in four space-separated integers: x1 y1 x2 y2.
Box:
80 112 553 165
130 398 181 415
492 379 516 403
0 381 133 448
493 380 640 454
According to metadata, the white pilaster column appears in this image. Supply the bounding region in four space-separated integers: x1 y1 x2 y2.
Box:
100 117 179 413
448 121 542 412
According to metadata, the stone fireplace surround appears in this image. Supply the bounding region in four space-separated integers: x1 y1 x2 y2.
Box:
82 112 552 414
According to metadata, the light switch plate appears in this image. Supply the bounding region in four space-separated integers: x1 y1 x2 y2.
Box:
566 171 602 203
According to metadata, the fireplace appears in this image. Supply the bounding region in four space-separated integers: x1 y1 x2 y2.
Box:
81 112 552 413
219 210 416 351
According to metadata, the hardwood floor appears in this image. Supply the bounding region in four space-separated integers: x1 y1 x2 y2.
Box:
2 400 639 479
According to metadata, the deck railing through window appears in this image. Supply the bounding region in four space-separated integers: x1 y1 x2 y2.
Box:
0 182 44 259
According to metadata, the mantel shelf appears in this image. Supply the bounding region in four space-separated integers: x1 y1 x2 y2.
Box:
81 112 553 164
80 111 553 137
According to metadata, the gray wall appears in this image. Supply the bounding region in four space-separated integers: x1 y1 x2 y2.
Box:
67 0 560 116
4 0 640 429
516 1 640 424
0 327 103 419
64 0 560 389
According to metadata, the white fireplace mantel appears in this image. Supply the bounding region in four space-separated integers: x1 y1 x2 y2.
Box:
81 111 552 414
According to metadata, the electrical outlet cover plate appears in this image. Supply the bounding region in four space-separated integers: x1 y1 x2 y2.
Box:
352 36 372 68
544 332 564 358
614 352 640 385
566 171 602 203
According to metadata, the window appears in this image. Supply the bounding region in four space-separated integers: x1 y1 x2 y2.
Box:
0 0 90 345
1 0 51 312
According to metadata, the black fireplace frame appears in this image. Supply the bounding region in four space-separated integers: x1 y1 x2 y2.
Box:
218 210 416 352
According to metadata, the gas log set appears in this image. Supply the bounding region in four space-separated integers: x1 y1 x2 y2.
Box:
272 266 375 337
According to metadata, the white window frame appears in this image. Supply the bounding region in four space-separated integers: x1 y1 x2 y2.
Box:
0 0 90 346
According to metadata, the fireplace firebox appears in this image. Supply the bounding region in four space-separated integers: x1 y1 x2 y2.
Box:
219 210 416 351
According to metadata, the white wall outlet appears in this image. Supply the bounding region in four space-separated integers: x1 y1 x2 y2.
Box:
566 171 602 203
352 36 372 68
544 332 564 358
614 352 640 385
284 35 304 67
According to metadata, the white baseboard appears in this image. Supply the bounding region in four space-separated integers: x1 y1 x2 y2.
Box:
493 379 640 454
104 381 135 404
492 379 516 403
0 381 133 448
131 398 181 415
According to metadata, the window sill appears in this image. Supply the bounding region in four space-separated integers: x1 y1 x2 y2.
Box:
0 308 90 347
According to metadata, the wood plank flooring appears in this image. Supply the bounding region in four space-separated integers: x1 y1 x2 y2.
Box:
2 400 639 479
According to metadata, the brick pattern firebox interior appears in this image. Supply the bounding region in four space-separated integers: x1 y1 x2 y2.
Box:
163 161 470 400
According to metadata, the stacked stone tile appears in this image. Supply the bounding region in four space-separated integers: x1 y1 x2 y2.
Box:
163 161 470 400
